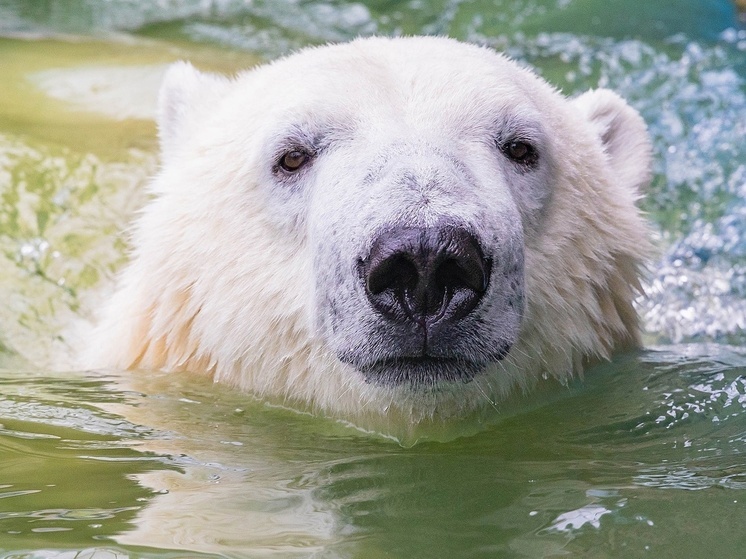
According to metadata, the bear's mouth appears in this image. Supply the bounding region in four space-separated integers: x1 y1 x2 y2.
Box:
354 345 511 387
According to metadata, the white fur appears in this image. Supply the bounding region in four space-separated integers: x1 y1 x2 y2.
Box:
86 36 652 428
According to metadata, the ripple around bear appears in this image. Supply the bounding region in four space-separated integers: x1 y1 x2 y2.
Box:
85 36 652 425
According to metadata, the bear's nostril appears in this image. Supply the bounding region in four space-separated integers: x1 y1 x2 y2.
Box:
434 257 488 294
367 254 418 296
362 226 490 327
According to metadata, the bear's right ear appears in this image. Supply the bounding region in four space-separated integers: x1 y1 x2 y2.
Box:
157 61 230 162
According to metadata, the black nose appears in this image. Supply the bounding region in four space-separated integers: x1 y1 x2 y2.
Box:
360 226 490 327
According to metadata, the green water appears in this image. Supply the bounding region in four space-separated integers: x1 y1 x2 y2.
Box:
1 0 746 557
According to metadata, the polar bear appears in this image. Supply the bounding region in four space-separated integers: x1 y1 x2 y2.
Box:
87 36 652 425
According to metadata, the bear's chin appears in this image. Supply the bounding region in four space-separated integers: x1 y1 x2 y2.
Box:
355 350 510 388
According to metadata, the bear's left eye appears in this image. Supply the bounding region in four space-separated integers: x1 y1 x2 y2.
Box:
501 140 539 168
278 149 312 173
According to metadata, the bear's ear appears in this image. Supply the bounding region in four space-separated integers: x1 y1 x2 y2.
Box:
157 61 229 161
571 88 653 195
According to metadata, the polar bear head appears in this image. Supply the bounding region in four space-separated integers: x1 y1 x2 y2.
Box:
89 36 652 426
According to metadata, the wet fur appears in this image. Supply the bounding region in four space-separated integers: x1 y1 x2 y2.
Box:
86 37 652 424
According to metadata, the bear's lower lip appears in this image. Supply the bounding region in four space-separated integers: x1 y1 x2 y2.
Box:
357 356 489 386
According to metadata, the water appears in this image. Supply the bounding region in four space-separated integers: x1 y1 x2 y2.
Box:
1 0 746 556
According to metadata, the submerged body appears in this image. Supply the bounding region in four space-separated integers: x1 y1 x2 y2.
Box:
87 36 652 423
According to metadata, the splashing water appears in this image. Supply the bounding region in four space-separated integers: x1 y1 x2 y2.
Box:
447 31 743 344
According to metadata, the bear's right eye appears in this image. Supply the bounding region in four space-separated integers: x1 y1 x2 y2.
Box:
278 149 311 173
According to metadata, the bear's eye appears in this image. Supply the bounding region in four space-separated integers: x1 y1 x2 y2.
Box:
278 149 311 173
502 140 539 167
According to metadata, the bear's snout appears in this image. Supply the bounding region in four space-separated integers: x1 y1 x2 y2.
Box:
359 226 490 333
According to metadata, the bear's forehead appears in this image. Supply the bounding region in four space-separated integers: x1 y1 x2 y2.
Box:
233 38 556 135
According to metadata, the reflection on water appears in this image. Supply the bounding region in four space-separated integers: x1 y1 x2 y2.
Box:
31 65 167 121
1 0 746 557
2 346 746 557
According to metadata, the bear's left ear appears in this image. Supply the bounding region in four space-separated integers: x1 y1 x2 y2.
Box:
571 88 653 195
157 61 230 162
